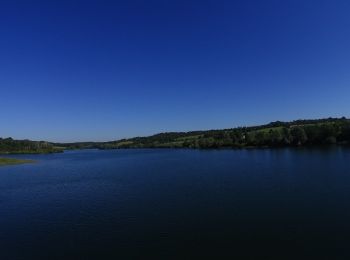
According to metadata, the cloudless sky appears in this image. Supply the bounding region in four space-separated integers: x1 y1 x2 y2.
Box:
1 0 350 142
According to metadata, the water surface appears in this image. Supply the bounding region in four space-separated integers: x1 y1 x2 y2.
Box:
1 148 350 259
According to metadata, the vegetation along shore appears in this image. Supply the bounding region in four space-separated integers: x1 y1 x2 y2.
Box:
1 117 349 154
0 158 35 166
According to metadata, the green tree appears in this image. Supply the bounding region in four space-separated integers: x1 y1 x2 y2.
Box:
290 127 308 145
255 131 266 146
267 129 282 146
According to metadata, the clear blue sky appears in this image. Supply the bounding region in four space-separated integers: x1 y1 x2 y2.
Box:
1 0 350 142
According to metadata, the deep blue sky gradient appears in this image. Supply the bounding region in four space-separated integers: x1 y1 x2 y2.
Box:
1 0 350 142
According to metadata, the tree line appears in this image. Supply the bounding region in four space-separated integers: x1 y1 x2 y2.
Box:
2 117 350 153
100 117 350 149
0 138 62 154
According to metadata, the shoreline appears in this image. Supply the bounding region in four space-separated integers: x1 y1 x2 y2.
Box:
0 158 36 166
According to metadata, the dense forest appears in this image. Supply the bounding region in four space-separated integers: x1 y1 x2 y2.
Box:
2 117 350 154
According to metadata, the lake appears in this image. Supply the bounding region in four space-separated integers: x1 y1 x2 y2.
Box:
1 148 350 259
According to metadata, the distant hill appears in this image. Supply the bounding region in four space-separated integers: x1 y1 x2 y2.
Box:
57 117 350 150
92 117 350 149
2 117 350 154
0 138 63 154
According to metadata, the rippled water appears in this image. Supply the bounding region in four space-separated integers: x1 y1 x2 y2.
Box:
1 148 350 259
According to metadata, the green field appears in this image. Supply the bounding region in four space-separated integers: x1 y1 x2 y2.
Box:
0 158 35 166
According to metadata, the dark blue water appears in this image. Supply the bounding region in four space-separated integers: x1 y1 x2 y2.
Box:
1 148 350 259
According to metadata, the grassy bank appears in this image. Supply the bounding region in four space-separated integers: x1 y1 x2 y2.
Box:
0 158 35 166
